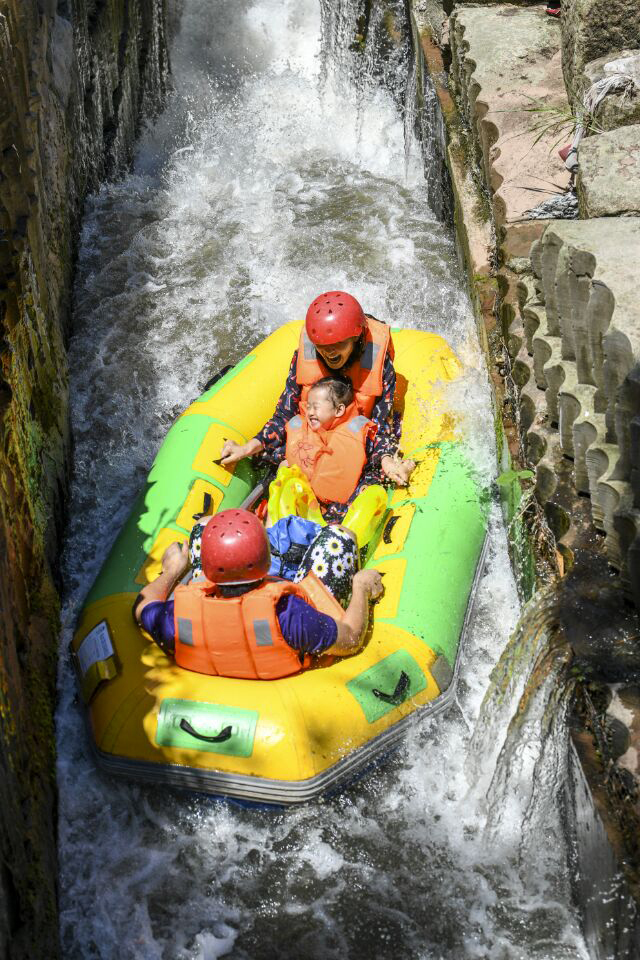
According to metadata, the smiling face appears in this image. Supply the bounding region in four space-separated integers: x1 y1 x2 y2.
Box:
315 335 359 370
305 386 344 431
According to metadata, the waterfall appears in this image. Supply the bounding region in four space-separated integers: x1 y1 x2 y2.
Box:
471 589 577 915
57 1 590 957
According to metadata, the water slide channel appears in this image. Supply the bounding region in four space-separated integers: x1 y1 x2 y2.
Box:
57 0 591 956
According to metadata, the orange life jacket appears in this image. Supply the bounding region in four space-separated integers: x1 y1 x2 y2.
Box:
173 573 344 679
295 315 394 417
285 403 374 505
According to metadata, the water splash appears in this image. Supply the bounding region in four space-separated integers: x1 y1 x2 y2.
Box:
474 587 575 863
56 0 588 957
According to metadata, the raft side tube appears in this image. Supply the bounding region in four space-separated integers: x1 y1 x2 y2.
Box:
82 535 488 804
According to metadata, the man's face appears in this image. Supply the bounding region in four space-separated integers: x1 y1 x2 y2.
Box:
315 336 359 370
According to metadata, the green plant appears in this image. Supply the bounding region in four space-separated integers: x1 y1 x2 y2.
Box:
496 468 534 487
498 96 603 153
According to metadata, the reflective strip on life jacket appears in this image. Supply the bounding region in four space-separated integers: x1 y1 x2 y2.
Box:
296 316 393 417
285 404 372 505
347 415 370 433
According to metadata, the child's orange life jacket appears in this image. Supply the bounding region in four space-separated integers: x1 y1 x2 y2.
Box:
285 403 375 504
295 316 393 417
173 573 344 679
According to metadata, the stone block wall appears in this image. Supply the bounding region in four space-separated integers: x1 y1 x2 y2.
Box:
449 4 571 261
513 221 640 593
561 0 640 107
577 124 640 217
412 0 640 928
581 50 640 133
0 1 167 956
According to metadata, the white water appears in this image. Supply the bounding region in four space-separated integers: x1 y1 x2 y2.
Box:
57 1 588 957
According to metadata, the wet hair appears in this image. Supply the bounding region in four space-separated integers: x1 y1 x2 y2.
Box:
309 375 353 409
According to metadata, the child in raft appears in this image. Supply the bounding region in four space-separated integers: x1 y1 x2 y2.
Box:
189 377 397 595
278 374 414 522
220 290 416 520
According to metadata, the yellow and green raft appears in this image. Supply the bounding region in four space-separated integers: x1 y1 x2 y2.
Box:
71 322 487 804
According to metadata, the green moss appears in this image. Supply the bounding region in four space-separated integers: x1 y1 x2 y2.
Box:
30 576 61 634
501 468 537 600
30 376 64 435
494 407 505 465
472 188 492 224
448 121 493 229
473 274 497 290
448 138 466 170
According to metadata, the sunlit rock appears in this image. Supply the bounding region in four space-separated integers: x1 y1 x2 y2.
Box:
561 0 640 106
582 49 640 132
449 5 570 259
577 124 640 217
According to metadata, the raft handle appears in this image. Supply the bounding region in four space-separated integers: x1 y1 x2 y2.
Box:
202 364 233 393
382 515 399 544
372 670 410 706
179 719 233 743
193 492 213 520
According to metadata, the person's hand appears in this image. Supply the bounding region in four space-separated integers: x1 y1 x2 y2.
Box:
220 440 247 466
353 568 384 600
381 455 416 487
220 437 263 467
161 541 190 579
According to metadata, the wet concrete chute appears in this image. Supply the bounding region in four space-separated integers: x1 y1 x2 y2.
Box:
57 0 591 957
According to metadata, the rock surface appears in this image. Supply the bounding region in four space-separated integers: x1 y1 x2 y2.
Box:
582 49 640 132
516 219 640 596
557 558 640 682
0 1 167 957
411 0 640 919
561 0 640 106
577 124 640 217
450 4 570 259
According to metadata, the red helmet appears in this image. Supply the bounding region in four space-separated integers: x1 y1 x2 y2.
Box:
305 291 365 346
201 509 271 584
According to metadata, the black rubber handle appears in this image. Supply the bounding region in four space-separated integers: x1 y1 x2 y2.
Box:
372 670 410 705
202 364 233 392
179 719 233 743
193 491 213 520
382 515 399 544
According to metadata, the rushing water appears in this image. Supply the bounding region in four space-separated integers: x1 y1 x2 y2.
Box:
57 1 590 957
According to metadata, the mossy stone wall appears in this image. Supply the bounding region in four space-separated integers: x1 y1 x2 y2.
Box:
0 1 168 955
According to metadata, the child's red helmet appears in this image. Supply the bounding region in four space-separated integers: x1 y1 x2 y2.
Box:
305 291 366 346
201 509 271 584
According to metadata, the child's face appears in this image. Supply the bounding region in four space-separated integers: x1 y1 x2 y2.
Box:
315 336 359 370
306 387 344 431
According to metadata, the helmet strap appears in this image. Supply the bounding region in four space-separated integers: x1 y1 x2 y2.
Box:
343 332 365 369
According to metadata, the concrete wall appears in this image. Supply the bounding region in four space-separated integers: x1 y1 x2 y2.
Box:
408 0 640 940
0 1 167 955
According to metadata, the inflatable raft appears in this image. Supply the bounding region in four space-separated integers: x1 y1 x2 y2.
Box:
71 321 487 804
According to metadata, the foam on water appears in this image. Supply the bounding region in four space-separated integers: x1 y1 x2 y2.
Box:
58 0 588 956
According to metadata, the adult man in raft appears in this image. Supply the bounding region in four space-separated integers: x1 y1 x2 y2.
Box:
134 509 383 677
219 291 416 494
